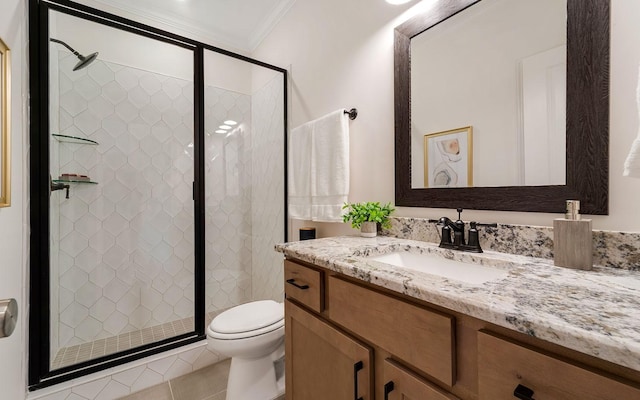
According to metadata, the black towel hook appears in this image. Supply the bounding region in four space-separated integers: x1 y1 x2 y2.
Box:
344 108 358 120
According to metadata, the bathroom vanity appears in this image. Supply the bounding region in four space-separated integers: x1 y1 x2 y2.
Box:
277 237 640 400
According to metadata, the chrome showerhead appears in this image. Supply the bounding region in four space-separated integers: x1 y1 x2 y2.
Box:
50 38 99 71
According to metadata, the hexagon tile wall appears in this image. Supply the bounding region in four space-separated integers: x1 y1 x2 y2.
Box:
50 51 285 369
55 51 197 355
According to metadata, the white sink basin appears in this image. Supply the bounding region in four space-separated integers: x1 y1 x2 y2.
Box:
368 251 509 285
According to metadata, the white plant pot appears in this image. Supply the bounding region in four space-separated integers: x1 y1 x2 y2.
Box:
360 221 377 238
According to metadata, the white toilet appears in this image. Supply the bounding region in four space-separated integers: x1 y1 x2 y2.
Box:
207 300 285 400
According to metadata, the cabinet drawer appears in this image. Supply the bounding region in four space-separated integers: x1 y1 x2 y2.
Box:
478 330 640 400
328 276 455 386
383 359 460 400
284 260 323 313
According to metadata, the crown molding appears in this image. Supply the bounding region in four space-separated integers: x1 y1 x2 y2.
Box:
87 0 296 53
248 0 297 51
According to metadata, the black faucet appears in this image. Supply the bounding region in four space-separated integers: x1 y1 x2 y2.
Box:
429 208 496 253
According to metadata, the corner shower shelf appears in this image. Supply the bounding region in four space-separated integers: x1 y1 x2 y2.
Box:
52 134 99 145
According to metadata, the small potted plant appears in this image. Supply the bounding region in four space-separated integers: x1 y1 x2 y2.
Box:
342 201 395 237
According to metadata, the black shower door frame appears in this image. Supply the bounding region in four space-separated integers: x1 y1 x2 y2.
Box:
28 0 288 390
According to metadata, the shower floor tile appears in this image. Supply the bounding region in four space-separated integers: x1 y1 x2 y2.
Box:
52 311 218 370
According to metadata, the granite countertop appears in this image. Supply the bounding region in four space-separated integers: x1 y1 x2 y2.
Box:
275 236 640 372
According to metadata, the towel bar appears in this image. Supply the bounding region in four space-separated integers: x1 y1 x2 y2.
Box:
344 108 358 120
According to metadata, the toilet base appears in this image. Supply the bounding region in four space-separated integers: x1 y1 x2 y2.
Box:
226 339 285 400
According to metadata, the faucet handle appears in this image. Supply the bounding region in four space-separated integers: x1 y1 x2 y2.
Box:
430 217 453 246
467 222 480 249
466 222 497 253
456 208 463 220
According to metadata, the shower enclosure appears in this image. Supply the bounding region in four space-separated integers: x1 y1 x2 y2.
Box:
29 0 286 390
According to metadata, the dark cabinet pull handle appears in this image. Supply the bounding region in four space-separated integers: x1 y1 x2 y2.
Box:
384 381 395 400
286 279 309 290
514 384 535 400
354 361 364 400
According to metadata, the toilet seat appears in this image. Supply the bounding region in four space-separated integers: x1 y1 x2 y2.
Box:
208 300 284 340
208 319 284 340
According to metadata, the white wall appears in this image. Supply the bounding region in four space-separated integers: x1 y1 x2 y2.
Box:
54 11 193 81
73 0 250 56
0 0 27 398
253 0 640 236
204 50 252 95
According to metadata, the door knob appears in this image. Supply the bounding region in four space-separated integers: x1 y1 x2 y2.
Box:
0 298 18 338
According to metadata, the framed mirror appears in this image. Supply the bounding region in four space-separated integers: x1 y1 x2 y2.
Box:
0 37 10 208
394 0 610 214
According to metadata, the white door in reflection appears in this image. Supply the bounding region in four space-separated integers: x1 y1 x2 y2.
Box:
521 45 567 186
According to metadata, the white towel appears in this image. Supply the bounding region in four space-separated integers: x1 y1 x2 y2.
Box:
623 66 640 178
288 110 350 222
311 110 350 221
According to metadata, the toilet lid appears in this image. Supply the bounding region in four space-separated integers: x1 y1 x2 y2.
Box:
210 300 284 334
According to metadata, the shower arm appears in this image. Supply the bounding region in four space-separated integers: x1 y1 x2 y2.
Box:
50 38 82 58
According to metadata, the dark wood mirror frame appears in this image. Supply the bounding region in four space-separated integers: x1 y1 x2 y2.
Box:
394 0 609 214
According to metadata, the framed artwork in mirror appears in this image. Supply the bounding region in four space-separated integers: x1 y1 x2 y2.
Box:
424 126 473 188
0 37 10 208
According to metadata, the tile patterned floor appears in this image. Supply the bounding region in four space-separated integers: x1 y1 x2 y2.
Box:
118 358 285 400
52 312 218 370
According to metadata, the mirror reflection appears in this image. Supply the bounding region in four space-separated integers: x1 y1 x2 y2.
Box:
410 0 567 189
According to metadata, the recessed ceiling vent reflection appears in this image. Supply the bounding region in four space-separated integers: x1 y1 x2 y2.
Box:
49 38 99 71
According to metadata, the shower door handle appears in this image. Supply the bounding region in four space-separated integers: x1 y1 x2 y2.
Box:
0 298 18 338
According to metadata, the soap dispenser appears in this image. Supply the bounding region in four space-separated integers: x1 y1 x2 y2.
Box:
553 200 593 270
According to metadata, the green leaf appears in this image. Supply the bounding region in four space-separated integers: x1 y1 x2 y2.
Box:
342 201 395 230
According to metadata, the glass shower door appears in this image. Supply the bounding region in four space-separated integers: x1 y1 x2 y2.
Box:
203 49 286 324
48 9 197 370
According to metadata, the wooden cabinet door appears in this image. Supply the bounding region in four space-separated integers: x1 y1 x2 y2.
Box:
478 330 640 400
285 300 373 400
382 359 460 400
